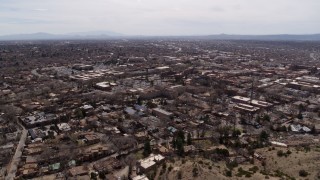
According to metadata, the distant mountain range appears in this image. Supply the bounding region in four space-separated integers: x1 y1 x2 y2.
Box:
204 34 320 41
0 31 124 41
0 31 320 41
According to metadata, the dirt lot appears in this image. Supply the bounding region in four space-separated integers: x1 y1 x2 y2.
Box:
256 146 320 179
149 145 320 180
152 157 270 180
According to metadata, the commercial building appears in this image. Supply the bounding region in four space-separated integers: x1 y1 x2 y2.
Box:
152 108 173 120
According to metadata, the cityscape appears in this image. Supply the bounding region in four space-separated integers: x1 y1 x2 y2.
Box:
1 0 320 180
0 38 320 180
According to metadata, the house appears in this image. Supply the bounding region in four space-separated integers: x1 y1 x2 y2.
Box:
72 64 93 71
69 175 91 180
307 104 318 112
134 131 149 141
95 82 112 91
134 104 147 112
234 103 260 113
254 152 266 161
57 123 71 132
290 124 311 133
20 165 38 178
132 174 149 180
163 85 186 98
48 163 60 172
124 107 137 115
167 126 177 134
226 156 247 164
68 166 88 177
184 145 196 153
21 112 58 128
84 134 100 145
315 124 320 134
156 145 170 155
81 105 94 115
93 158 122 173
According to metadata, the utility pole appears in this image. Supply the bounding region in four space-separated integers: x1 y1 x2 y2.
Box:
250 71 254 105
250 71 254 121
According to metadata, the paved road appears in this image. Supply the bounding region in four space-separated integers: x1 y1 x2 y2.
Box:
6 127 27 180
310 52 319 61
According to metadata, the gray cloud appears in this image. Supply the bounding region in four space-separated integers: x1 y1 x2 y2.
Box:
0 0 319 35
33 8 48 12
209 6 225 12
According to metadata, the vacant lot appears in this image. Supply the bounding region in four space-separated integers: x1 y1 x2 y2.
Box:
153 157 270 180
256 146 320 179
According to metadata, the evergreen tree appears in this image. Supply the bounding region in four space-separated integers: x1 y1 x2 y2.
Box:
263 114 270 121
137 97 142 105
176 138 184 156
187 133 192 145
177 130 185 143
143 140 151 157
259 130 269 142
172 138 177 149
232 129 241 138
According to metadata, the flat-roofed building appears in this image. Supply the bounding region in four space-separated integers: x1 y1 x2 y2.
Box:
68 166 88 177
234 103 260 113
95 82 111 91
72 64 94 71
232 96 251 104
137 154 165 173
251 100 273 108
132 175 149 180
232 96 273 109
287 81 320 92
152 108 173 120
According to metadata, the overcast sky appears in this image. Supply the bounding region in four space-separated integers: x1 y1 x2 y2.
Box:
0 0 319 36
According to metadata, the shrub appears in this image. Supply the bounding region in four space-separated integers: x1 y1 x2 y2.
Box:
226 161 238 170
192 167 199 177
287 150 292 155
99 172 106 179
90 172 97 180
277 150 284 157
299 170 308 177
162 163 167 170
177 171 182 179
226 170 232 177
249 166 259 173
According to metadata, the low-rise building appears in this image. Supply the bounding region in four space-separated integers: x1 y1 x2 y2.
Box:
137 154 165 173
152 108 173 120
68 166 88 177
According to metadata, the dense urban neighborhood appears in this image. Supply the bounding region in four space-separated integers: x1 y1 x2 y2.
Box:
0 39 320 180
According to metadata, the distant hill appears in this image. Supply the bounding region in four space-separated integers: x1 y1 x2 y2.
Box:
203 34 320 41
140 34 320 41
65 31 124 37
0 32 320 41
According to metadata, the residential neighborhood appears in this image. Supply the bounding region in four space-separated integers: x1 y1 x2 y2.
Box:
0 39 320 179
